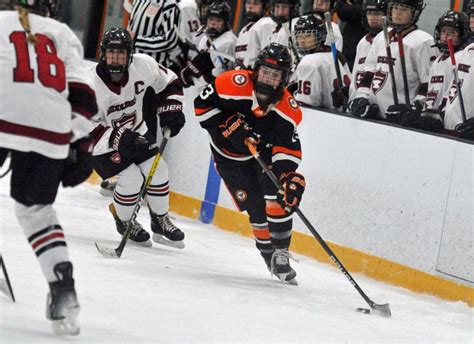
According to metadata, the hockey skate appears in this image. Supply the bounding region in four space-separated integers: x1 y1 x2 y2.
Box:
260 250 274 272
271 248 297 285
150 212 185 249
46 262 80 336
110 203 152 247
99 179 116 197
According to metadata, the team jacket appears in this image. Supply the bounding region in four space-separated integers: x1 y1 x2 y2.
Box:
194 69 303 179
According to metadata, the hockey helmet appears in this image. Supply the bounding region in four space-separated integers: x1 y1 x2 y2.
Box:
244 0 267 23
253 43 292 103
311 0 335 16
99 28 134 78
270 0 299 24
206 1 231 38
198 0 215 25
294 14 327 55
434 11 470 53
4 0 58 16
387 0 425 31
362 0 387 34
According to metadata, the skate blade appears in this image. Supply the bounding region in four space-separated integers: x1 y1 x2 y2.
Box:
125 238 153 248
274 273 298 286
51 309 80 336
99 188 114 198
152 234 185 249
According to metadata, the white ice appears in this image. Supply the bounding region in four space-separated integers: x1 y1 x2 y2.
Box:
0 179 472 343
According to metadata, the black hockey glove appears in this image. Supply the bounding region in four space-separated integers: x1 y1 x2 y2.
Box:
61 138 93 187
331 86 349 109
417 109 444 133
277 172 306 212
109 126 150 159
220 115 260 154
179 51 213 88
157 101 186 137
455 117 474 140
385 104 413 124
349 97 379 118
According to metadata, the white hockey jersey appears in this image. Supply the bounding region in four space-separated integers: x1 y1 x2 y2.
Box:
90 54 181 156
444 43 474 130
349 33 376 101
235 22 257 68
294 49 351 110
190 28 237 89
244 17 279 69
0 11 95 159
354 28 438 118
177 0 200 44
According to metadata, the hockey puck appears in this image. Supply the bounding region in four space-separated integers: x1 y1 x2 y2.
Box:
356 308 371 314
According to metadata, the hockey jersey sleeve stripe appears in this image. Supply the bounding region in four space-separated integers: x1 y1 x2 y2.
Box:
196 108 222 122
68 82 98 119
272 146 302 159
272 153 301 165
0 119 70 145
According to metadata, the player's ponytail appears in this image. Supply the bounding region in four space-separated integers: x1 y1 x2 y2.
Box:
17 6 37 44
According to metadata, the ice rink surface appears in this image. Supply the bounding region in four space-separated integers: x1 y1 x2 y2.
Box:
0 178 472 343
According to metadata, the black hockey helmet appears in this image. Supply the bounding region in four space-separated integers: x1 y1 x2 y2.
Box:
362 0 387 33
206 1 231 38
198 0 215 25
311 0 335 16
294 14 327 55
4 0 59 16
387 0 425 31
244 0 268 22
270 0 299 24
99 28 134 77
434 11 470 53
253 43 292 103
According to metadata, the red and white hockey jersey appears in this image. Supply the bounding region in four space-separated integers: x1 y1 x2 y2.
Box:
0 11 96 159
444 43 474 130
294 48 351 110
243 17 279 69
354 28 438 118
235 22 257 68
349 33 377 101
90 54 182 156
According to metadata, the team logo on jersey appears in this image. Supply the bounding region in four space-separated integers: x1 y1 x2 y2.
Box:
111 111 137 130
232 74 247 86
111 152 121 164
235 190 247 202
288 97 298 109
145 3 160 17
371 70 388 95
448 80 464 103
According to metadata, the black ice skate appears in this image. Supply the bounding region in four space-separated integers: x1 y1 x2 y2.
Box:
271 248 297 285
46 262 80 336
99 179 116 197
110 203 152 247
260 250 274 272
150 212 185 249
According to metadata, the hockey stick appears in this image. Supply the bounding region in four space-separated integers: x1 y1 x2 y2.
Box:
245 141 391 318
0 255 15 302
324 12 346 111
447 37 467 123
383 17 399 106
285 12 300 65
95 127 171 258
396 32 410 105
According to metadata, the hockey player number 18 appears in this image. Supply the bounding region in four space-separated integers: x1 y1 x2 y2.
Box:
9 31 66 93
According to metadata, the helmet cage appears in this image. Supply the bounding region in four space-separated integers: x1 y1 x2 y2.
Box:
362 0 387 34
270 0 298 24
99 28 134 77
434 11 470 53
244 0 267 22
387 0 424 31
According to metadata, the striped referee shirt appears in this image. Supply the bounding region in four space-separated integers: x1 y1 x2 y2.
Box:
129 0 181 67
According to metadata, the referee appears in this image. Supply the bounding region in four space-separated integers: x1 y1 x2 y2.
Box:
127 0 182 71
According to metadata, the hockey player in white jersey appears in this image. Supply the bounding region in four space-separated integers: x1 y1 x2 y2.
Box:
350 0 438 122
243 0 297 68
235 0 268 67
401 11 471 133
349 0 387 101
0 0 98 335
89 28 186 249
293 14 351 109
179 1 236 89
307 0 343 50
178 0 200 42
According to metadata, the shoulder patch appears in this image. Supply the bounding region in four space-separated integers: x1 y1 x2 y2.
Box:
232 73 248 86
274 90 302 126
215 70 254 98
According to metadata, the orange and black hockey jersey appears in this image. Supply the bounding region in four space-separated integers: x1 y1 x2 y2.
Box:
194 69 303 178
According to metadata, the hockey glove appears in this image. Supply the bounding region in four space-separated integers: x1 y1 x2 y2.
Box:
220 115 260 154
109 126 150 159
349 97 379 118
61 138 93 187
418 109 444 133
385 104 413 124
331 86 349 109
455 117 474 140
157 101 186 137
277 172 306 212
179 51 213 88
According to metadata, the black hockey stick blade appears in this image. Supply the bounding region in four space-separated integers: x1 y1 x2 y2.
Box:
0 256 15 302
